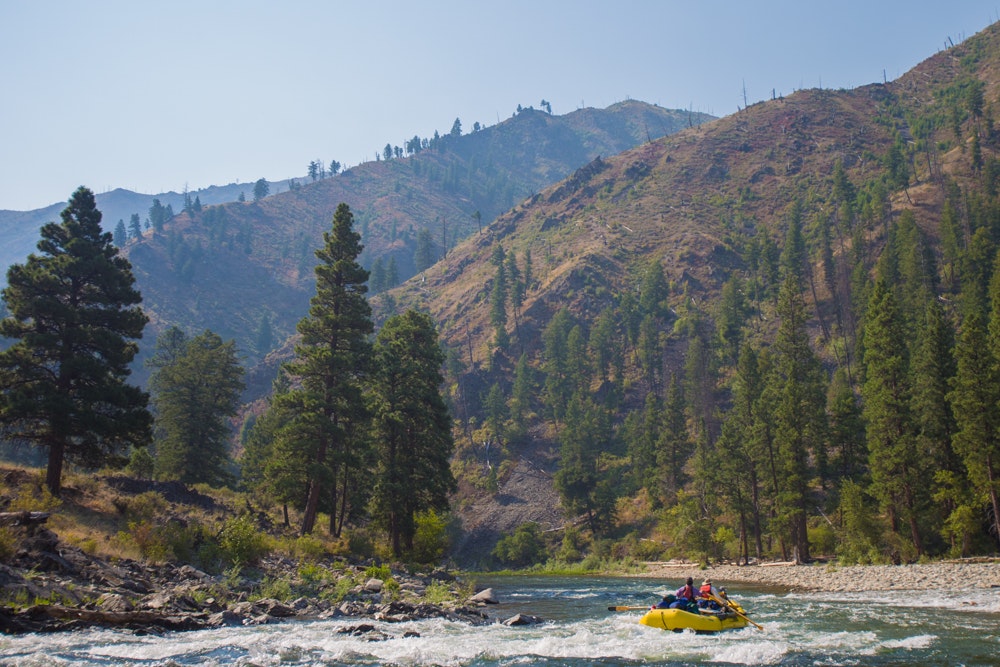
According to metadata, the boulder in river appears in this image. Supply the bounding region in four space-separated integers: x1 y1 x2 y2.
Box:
468 588 498 604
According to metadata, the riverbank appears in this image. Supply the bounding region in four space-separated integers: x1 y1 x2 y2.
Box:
0 520 496 634
638 559 1000 592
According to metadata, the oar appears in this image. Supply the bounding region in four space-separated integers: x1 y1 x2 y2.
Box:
607 605 650 611
707 593 763 631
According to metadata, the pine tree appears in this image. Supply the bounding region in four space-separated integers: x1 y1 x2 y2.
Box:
554 390 614 534
862 278 924 556
128 213 142 240
541 308 573 422
655 374 692 505
827 367 864 482
0 187 151 495
114 219 127 247
370 310 455 556
284 202 373 535
149 330 245 485
771 275 827 562
489 245 509 350
414 228 434 274
716 344 766 562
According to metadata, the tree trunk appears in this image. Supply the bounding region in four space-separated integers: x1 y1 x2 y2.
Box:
301 480 320 535
987 455 1000 547
45 438 65 497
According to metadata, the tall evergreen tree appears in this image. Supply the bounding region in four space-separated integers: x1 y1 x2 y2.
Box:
414 228 434 274
716 344 767 562
950 308 1000 549
655 374 692 504
114 219 127 247
554 390 614 534
0 187 151 495
128 213 142 241
862 279 924 556
370 310 456 556
284 202 373 535
149 330 245 485
541 308 573 422
489 245 509 350
771 275 827 562
827 367 865 482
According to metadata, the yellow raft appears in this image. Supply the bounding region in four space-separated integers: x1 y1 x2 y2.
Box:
640 607 749 633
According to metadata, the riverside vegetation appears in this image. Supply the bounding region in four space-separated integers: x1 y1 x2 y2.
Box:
0 467 496 635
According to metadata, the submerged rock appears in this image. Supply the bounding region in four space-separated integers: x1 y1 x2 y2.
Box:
502 613 544 626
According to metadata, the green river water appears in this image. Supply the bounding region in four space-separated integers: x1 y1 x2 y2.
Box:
0 575 997 666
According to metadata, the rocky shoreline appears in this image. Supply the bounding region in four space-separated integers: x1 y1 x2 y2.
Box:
638 559 1000 593
0 524 514 635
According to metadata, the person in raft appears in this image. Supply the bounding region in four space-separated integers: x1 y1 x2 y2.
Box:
670 577 699 611
697 578 722 610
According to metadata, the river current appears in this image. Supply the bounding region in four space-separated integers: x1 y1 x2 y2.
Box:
1 575 998 666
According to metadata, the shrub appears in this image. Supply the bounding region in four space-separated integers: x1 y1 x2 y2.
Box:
117 521 171 563
347 530 375 559
557 527 585 562
114 491 168 521
326 574 355 603
292 534 327 562
492 522 547 567
125 447 155 479
8 480 61 513
256 576 293 601
218 515 269 568
411 510 450 564
423 580 455 604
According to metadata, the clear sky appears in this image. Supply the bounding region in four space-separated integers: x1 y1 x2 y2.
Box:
1 1 996 211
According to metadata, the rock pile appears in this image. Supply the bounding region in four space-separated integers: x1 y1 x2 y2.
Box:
0 526 493 634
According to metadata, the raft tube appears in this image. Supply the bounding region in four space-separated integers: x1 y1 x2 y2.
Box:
639 607 748 633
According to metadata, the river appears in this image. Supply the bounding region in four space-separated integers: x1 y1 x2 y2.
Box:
0 575 997 666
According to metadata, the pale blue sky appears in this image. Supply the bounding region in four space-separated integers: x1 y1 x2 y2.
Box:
1 1 996 211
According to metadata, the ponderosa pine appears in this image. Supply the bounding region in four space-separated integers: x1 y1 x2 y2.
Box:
0 187 150 495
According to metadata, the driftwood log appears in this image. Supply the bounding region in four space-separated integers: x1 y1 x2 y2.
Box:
0 511 50 527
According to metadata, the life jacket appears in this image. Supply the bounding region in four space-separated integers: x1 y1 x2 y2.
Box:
678 585 695 600
699 584 713 597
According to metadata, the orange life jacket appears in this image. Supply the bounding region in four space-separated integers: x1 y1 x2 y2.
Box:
699 584 713 596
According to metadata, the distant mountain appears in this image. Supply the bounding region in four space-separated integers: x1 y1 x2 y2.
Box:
379 24 1000 560
118 100 710 387
0 180 291 278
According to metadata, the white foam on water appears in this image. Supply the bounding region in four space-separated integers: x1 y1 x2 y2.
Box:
879 633 937 650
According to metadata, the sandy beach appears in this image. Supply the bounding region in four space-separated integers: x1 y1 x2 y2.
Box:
638 560 1000 592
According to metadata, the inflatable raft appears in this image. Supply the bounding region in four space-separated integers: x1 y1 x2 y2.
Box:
639 606 748 633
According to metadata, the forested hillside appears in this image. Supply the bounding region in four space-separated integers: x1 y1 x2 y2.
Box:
383 22 1000 565
120 101 707 381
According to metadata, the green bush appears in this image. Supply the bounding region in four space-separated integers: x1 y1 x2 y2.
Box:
219 515 269 567
347 529 375 559
493 522 547 567
125 447 155 479
423 580 455 604
115 491 168 521
411 510 450 564
292 534 327 562
255 576 293 601
557 527 585 562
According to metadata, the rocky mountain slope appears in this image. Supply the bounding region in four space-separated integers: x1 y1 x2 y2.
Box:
117 101 709 383
386 23 1000 560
